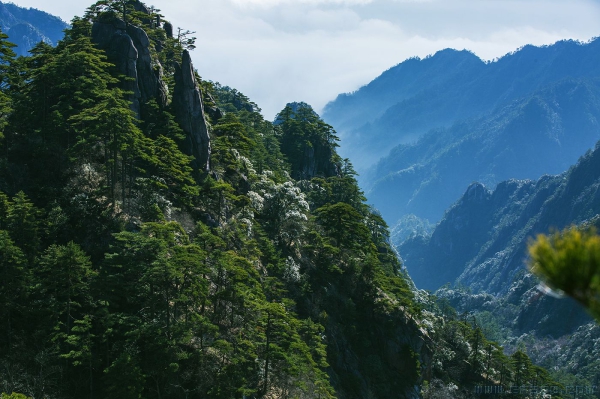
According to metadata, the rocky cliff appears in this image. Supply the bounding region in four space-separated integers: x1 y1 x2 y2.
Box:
91 14 168 115
91 2 211 172
398 140 600 336
173 50 211 172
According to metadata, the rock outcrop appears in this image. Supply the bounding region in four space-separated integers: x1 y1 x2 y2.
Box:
91 13 168 116
163 21 173 38
173 50 211 172
90 1 211 172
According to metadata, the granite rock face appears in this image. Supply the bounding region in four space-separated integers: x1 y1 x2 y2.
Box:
91 15 168 116
126 22 168 108
163 21 173 38
90 2 211 172
173 50 211 172
5 23 50 53
132 1 151 15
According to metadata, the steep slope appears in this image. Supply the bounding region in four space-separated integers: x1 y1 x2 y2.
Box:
0 2 432 398
0 3 575 399
368 78 600 224
396 142 600 388
0 1 67 56
323 49 484 136
399 140 600 294
323 39 600 172
397 138 600 342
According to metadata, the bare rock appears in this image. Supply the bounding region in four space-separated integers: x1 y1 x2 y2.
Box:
173 50 211 172
163 21 173 38
91 17 168 116
126 23 168 107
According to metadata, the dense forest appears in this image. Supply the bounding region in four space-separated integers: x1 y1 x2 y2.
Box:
0 1 577 398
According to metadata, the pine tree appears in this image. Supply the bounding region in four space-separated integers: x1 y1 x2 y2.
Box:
70 88 145 213
528 226 600 321
0 27 15 170
0 230 27 353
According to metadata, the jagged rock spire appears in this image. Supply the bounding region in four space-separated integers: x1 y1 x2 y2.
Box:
91 7 168 117
173 50 211 172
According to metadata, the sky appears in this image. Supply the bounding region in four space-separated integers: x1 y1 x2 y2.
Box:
8 0 600 120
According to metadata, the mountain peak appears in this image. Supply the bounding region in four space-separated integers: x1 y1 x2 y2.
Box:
323 37 600 173
0 1 68 55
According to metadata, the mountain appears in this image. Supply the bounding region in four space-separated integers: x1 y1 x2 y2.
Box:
322 39 600 236
0 1 67 56
0 2 431 398
369 77 600 225
398 140 600 294
0 2 581 398
395 138 600 387
323 39 600 173
320 14 600 396
397 135 600 339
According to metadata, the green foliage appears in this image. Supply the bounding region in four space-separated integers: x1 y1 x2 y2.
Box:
36 242 96 345
70 88 146 211
5 192 40 261
529 226 600 321
86 0 155 28
0 393 30 399
0 27 16 89
421 308 563 397
315 202 372 251
276 103 341 180
0 230 27 352
0 27 14 139
0 3 440 398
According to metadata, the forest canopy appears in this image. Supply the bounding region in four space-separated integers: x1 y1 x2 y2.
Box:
0 1 576 398
0 2 422 397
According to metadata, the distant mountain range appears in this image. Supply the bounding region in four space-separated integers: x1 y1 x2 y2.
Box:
323 38 600 229
399 141 600 294
395 143 600 375
324 39 600 171
323 38 600 384
395 131 600 338
371 78 600 224
0 1 67 56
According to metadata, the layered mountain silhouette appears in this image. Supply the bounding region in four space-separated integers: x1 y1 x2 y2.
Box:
324 39 600 374
0 1 67 56
324 39 600 171
392 145 600 373
371 78 600 224
399 140 600 293
323 38 600 230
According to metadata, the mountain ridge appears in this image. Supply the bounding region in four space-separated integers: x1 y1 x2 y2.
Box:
0 3 433 397
0 1 68 56
323 38 600 173
364 77 600 225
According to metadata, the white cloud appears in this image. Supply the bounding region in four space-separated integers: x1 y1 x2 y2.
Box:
229 0 373 8
184 0 599 118
8 0 600 120
8 0 84 22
